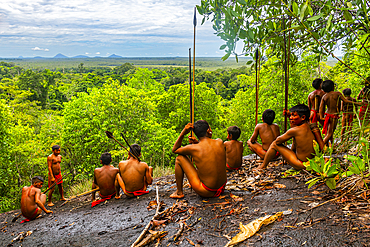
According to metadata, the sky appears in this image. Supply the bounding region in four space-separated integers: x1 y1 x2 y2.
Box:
0 0 229 58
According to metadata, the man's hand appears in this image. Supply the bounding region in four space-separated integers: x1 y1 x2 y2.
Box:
182 123 193 136
283 109 291 117
188 135 199 144
51 177 55 182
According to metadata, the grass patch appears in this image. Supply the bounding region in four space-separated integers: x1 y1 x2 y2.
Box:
67 178 92 198
153 165 174 178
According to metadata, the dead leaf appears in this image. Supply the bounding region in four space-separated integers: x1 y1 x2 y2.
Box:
152 219 168 227
230 193 243 202
311 190 321 195
186 238 195 246
273 183 286 189
225 212 283 246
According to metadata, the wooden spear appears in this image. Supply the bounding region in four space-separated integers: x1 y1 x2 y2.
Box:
60 188 100 207
192 7 196 126
255 48 260 126
283 16 289 133
189 48 193 137
105 130 140 162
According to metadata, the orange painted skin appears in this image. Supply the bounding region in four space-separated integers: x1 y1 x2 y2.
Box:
115 153 153 198
21 181 52 220
47 148 65 206
170 123 227 199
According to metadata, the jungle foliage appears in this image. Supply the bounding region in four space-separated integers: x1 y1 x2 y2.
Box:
0 41 369 212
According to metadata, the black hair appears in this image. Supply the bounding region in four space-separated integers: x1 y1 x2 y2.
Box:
312 78 323 89
32 176 44 184
322 80 334 93
289 104 310 121
52 145 60 151
129 144 141 159
342 88 351 96
262 109 275 125
100 152 112 165
193 120 209 139
227 126 241 140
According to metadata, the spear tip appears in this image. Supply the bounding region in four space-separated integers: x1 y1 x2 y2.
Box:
193 6 197 27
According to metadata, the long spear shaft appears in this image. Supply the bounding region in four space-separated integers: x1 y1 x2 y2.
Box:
192 7 196 125
255 48 259 126
189 48 193 137
283 17 289 133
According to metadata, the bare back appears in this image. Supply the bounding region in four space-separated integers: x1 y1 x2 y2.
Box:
308 90 325 110
253 123 280 151
320 91 342 114
342 96 356 114
177 138 227 189
224 140 243 168
119 159 150 192
358 88 370 103
21 186 39 218
94 165 119 196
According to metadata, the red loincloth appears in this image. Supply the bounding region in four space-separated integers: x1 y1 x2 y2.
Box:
124 188 149 196
311 109 319 123
359 104 369 120
343 113 354 123
48 173 63 188
226 163 240 170
322 113 340 135
20 208 39 224
201 180 227 198
91 192 115 207
273 151 280 159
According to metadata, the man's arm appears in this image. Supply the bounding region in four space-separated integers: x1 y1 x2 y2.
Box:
308 94 312 110
47 156 55 182
340 93 362 105
35 190 52 214
319 96 326 120
275 129 295 145
172 123 193 154
145 165 153 185
248 125 259 143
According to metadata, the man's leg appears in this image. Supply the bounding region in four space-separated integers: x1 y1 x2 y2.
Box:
58 184 66 201
114 174 122 199
274 144 306 170
257 143 278 170
341 115 347 142
47 174 55 206
323 118 335 146
247 141 266 159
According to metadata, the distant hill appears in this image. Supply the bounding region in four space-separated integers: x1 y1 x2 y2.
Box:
108 54 123 58
54 53 68 58
34 56 44 59
73 55 89 58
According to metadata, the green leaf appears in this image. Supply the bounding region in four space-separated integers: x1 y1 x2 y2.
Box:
349 166 360 175
326 15 333 30
221 53 231 61
292 2 298 15
246 60 253 65
326 164 337 177
299 3 308 22
306 177 320 189
343 10 352 21
307 14 322 21
326 178 336 189
236 0 247 4
220 44 227 50
309 160 321 173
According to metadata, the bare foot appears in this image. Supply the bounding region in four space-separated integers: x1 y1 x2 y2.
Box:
115 195 121 200
47 202 54 207
170 191 184 199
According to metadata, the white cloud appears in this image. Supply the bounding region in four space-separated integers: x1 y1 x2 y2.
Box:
0 0 225 57
96 52 100 54
31 46 49 51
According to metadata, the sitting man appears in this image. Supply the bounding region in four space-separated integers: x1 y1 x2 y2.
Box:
91 152 119 207
21 176 53 223
256 104 315 171
224 126 243 170
170 120 227 199
247 109 280 160
115 144 153 198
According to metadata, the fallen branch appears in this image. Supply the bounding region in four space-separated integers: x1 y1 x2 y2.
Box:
171 222 185 241
61 188 100 207
130 186 160 247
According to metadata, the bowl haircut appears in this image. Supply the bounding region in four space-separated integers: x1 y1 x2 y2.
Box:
262 109 275 125
100 152 112 165
193 120 210 139
312 78 323 89
322 80 335 93
227 126 241 140
289 104 310 121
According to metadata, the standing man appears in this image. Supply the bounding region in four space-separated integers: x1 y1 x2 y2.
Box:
47 145 66 206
